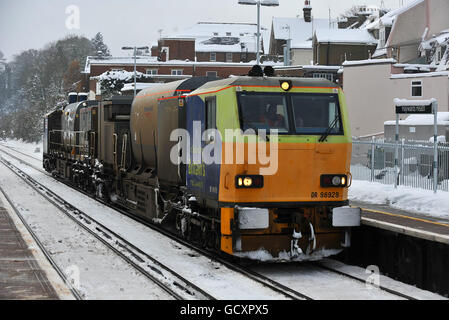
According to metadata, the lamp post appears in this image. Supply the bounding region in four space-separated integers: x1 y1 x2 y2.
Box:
282 25 291 66
121 46 149 97
238 0 279 65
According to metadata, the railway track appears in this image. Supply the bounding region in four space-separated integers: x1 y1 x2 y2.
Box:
0 155 215 300
312 261 417 300
0 142 42 162
0 146 312 300
0 145 421 300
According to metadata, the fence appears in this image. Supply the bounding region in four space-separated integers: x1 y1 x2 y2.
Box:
351 138 449 192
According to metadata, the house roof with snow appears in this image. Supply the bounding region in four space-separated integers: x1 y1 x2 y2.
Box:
272 17 330 49
365 0 424 30
167 22 270 54
84 56 158 74
314 28 377 45
84 55 282 75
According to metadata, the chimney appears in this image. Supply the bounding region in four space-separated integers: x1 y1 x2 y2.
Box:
303 0 312 22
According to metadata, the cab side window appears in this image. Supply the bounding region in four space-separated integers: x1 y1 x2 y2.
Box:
206 97 216 130
205 97 217 142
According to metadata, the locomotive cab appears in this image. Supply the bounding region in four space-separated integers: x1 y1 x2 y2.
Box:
182 76 361 260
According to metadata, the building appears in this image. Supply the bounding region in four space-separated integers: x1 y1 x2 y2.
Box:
337 5 384 29
83 56 278 100
152 22 270 63
419 29 449 70
384 112 449 142
274 65 342 84
312 29 378 65
342 58 449 137
269 1 330 65
366 0 449 63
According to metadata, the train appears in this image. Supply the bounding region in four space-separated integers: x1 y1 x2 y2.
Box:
43 66 361 260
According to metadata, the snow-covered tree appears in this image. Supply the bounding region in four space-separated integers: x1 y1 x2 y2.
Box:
91 32 111 57
0 36 96 142
98 70 149 98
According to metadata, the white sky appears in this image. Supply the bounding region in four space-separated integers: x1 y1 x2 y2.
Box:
0 0 415 61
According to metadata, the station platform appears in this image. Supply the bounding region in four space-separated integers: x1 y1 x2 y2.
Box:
0 192 72 300
350 200 449 245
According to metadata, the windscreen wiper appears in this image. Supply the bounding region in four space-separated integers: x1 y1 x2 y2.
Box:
319 114 340 142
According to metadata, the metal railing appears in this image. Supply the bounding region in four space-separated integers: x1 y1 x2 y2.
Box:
351 138 449 192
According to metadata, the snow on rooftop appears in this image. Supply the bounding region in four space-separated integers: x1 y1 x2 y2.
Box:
365 0 424 30
272 17 330 48
342 58 396 66
315 28 377 44
84 56 158 73
421 30 449 48
384 112 449 126
167 22 270 54
390 71 449 79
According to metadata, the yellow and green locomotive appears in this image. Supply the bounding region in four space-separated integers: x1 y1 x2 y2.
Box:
44 70 360 260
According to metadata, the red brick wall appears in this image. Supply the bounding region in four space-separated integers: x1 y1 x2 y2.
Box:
196 51 256 63
158 39 195 61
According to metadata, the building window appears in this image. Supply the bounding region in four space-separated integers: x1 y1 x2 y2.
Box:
210 52 216 62
313 73 334 82
411 80 422 97
226 52 233 62
226 32 232 36
206 71 217 77
146 69 158 75
171 69 183 76
213 32 219 36
380 28 386 47
436 48 442 62
96 82 101 95
205 97 217 143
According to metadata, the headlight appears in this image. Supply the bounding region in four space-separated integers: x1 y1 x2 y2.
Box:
280 80 292 91
236 175 264 189
321 174 347 187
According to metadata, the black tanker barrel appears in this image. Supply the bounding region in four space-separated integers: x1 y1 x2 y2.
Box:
130 77 219 173
130 80 185 170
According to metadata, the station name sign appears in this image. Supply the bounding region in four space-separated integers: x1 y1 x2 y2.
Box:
395 104 433 114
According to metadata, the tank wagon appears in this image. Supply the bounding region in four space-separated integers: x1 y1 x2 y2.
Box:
44 70 360 260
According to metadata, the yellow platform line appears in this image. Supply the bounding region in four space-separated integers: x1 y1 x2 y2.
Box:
359 207 449 229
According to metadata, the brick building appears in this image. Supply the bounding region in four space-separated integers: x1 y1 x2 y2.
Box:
152 22 271 64
83 56 276 99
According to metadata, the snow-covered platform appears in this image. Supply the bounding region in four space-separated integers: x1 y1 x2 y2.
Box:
0 191 71 300
351 200 449 245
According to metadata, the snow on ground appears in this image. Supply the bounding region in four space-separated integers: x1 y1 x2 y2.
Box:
0 160 174 300
0 148 290 300
1 139 43 160
1 139 447 300
349 180 449 220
